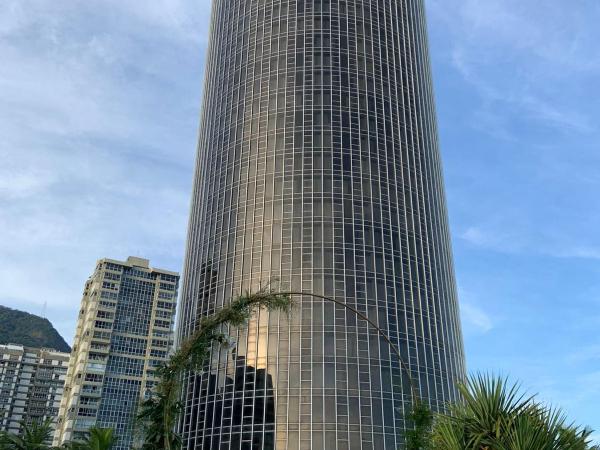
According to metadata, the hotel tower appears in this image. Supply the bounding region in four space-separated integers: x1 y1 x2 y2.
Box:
178 1 465 448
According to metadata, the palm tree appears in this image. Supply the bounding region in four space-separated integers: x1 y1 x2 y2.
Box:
2 419 54 450
64 427 116 450
136 287 293 450
494 407 594 450
432 374 598 450
0 431 12 450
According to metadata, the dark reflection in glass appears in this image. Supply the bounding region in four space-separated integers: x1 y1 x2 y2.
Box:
184 354 275 450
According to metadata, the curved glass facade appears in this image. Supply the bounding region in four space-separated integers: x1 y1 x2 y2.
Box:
178 0 465 449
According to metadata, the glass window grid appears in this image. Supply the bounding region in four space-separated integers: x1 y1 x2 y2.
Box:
178 1 465 448
56 262 180 450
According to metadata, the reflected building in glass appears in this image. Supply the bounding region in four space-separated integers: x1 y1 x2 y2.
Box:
178 0 465 449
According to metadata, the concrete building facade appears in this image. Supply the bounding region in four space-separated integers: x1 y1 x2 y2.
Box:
53 257 179 450
0 344 69 439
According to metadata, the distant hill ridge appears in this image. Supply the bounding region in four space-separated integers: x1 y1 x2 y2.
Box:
0 305 71 353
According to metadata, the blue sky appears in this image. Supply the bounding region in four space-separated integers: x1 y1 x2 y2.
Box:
1 0 599 437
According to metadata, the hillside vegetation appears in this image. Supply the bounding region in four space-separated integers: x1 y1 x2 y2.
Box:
0 305 71 353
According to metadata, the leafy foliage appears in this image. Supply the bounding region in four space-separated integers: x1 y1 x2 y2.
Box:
136 372 182 450
137 287 293 450
0 305 70 353
406 401 434 450
63 427 116 450
0 420 57 450
0 421 115 450
0 419 54 450
432 374 599 450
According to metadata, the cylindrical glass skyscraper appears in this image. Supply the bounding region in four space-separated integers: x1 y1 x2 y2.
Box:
178 1 465 449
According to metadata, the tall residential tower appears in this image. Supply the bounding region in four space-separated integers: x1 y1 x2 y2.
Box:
0 344 69 439
54 257 179 450
178 1 464 448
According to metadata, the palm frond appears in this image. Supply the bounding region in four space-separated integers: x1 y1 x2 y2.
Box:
4 419 55 450
432 374 598 450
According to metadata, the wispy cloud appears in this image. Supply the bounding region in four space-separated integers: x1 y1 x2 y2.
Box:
552 247 600 261
460 224 600 262
568 345 600 365
429 0 600 433
430 0 598 136
2 0 600 436
460 226 524 254
449 44 593 135
457 288 494 334
0 0 209 45
461 302 493 333
0 0 210 341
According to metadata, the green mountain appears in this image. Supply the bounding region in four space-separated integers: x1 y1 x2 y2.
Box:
0 305 71 353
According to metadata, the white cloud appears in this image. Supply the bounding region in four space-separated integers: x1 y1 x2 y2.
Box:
434 0 600 73
460 224 600 262
102 0 211 44
551 246 600 260
460 226 526 254
429 0 598 137
0 169 55 199
433 0 600 266
0 0 211 44
457 288 494 334
0 0 206 341
461 226 495 248
460 301 493 333
449 47 593 134
428 0 600 432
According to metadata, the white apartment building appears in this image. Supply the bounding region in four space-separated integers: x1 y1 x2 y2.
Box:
0 344 69 438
